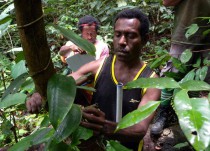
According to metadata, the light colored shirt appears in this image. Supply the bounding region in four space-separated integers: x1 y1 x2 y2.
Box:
65 40 109 59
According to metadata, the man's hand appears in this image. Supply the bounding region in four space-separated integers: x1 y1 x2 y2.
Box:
26 92 43 114
81 106 106 135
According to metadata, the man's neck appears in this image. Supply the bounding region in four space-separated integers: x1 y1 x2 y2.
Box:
114 56 143 84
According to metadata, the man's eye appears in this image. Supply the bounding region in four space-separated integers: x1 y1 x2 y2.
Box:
115 32 121 37
127 33 135 39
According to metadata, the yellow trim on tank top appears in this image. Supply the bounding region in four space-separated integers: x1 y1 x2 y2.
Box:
111 55 147 85
138 139 143 151
94 57 107 86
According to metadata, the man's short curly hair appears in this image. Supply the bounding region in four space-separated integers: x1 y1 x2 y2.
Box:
114 8 149 39
78 15 100 32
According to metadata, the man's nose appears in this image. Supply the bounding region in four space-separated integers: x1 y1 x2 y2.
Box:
87 33 93 40
119 35 126 45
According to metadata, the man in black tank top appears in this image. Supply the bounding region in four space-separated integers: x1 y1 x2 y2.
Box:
26 8 161 151
74 9 160 151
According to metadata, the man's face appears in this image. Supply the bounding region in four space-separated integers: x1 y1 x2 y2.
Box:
81 25 97 44
113 18 144 61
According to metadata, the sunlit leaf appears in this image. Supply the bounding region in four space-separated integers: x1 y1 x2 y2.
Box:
50 24 95 56
185 24 199 39
47 74 76 129
116 101 160 131
0 13 12 38
180 80 210 91
9 128 54 151
173 90 210 151
125 77 180 89
180 49 192 63
53 104 82 143
0 93 27 109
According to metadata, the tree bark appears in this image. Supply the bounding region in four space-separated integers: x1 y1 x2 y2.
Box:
14 0 55 99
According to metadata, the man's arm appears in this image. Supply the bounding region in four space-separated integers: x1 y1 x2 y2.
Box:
162 0 182 6
26 58 104 113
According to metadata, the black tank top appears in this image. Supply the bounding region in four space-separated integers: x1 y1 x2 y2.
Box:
92 55 154 121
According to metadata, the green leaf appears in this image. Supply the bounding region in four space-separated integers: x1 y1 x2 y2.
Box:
180 49 192 63
174 142 189 149
51 24 96 56
0 93 27 109
2 73 29 99
77 85 96 92
203 57 210 66
173 90 210 151
9 128 54 151
149 54 171 69
125 77 180 89
185 24 199 39
11 60 28 79
0 13 12 38
180 80 210 91
71 126 93 146
181 69 195 83
48 141 71 151
116 101 160 131
106 140 132 151
53 104 82 143
47 74 76 129
21 77 35 93
199 66 208 81
193 57 201 68
172 57 187 73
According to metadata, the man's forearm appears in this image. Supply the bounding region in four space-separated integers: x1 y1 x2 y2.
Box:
163 0 182 6
103 120 146 143
59 45 71 56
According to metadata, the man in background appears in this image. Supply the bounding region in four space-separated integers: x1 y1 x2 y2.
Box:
59 15 109 63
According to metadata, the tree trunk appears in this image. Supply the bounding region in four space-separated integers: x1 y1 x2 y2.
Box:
14 0 55 99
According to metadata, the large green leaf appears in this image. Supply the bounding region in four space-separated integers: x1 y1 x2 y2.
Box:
179 80 210 91
11 60 28 79
47 74 76 129
53 104 82 143
116 101 160 131
106 140 131 151
51 24 96 56
0 93 27 109
1 72 29 99
9 128 54 151
124 77 180 89
173 90 210 151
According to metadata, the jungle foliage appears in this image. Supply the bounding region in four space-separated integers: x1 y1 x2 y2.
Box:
0 0 210 151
